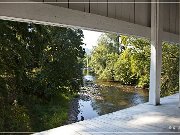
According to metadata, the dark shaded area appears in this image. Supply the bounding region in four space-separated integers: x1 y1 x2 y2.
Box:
0 20 85 132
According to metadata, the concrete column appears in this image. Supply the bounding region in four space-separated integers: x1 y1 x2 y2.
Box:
149 0 163 105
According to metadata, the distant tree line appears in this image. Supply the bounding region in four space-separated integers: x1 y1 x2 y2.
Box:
90 33 179 96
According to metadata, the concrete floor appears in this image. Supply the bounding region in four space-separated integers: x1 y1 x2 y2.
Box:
35 94 180 135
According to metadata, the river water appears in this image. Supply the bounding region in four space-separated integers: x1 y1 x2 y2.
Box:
77 75 149 121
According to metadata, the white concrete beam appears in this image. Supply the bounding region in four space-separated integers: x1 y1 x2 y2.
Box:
0 2 150 38
149 0 163 105
0 2 179 44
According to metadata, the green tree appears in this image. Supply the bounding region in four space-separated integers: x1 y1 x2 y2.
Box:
114 49 136 85
90 33 179 96
161 42 179 96
128 37 151 87
0 20 85 131
90 33 119 80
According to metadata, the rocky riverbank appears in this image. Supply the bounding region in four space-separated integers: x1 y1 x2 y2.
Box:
66 97 80 124
66 84 102 124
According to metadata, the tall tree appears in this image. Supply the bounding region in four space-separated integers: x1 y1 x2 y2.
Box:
90 33 179 95
0 20 85 131
90 33 119 80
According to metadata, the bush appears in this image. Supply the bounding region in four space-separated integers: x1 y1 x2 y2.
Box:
2 105 31 132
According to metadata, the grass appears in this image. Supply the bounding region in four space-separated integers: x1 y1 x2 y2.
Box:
25 93 73 132
0 92 75 132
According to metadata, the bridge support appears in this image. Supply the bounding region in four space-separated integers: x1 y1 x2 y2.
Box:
149 0 163 105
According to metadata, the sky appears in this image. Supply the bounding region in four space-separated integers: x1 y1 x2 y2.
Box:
82 30 102 50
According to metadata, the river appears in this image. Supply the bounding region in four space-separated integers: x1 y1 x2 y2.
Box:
75 75 149 121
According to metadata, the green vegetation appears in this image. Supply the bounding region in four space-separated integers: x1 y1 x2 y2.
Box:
0 19 179 132
0 20 85 131
90 33 179 96
161 42 179 96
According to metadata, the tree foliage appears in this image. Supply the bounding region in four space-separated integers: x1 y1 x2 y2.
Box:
90 33 119 81
90 33 179 95
161 42 179 96
0 20 85 131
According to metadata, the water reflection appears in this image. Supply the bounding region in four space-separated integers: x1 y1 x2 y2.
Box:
77 99 99 120
77 75 149 121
